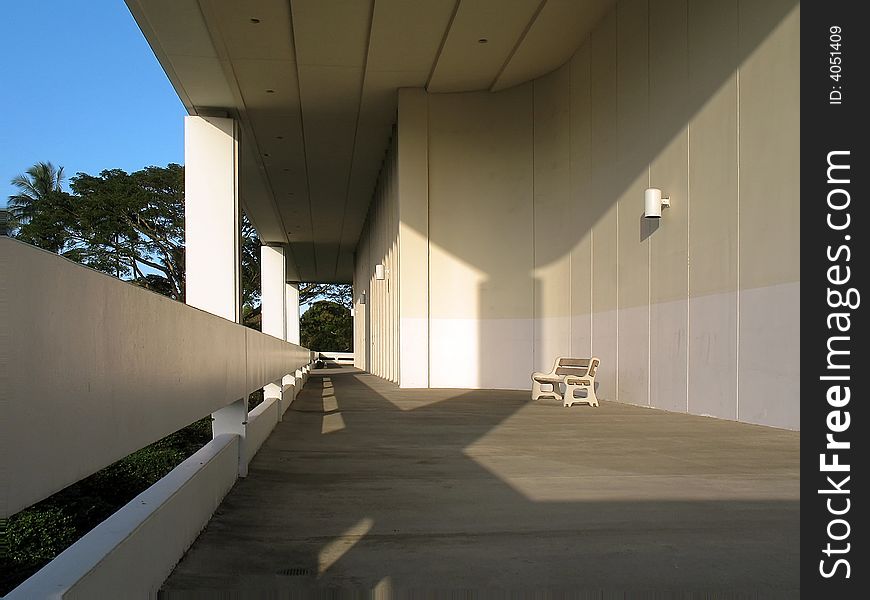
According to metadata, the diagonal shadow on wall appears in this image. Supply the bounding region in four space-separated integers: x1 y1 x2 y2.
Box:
407 0 800 427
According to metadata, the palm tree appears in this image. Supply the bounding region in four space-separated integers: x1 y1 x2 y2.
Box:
8 161 66 224
8 162 71 251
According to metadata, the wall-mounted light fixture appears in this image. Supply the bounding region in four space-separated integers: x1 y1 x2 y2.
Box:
360 291 366 305
644 188 670 218
375 264 385 280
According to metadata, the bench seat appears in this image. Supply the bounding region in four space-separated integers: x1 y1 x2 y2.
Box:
531 357 600 407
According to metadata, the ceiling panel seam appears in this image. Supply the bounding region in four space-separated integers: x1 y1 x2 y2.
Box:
332 0 378 280
489 0 549 92
288 0 319 280
425 0 463 91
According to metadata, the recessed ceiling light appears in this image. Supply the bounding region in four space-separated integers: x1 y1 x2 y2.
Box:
250 18 261 24
478 38 488 44
266 89 275 94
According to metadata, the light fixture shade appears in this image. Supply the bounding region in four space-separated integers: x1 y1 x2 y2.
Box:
644 188 663 218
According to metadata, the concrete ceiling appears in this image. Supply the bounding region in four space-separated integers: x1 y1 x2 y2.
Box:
126 0 614 282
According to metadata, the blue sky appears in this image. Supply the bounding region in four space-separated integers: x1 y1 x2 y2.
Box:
1 0 185 206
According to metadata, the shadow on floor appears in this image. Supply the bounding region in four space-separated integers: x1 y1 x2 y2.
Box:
160 368 799 596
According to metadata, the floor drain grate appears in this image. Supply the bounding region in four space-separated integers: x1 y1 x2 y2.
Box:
277 567 310 577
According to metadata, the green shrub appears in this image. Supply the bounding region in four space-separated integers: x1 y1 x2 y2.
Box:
1 418 212 595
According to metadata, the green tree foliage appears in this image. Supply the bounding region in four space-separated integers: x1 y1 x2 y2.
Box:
300 300 352 351
6 162 261 321
240 216 262 329
9 162 186 298
299 282 352 309
67 165 185 298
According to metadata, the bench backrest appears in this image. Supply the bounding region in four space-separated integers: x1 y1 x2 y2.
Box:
554 357 599 379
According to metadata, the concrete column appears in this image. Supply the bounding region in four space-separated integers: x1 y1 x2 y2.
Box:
397 89 429 388
184 115 247 476
261 245 287 417
184 116 240 322
285 285 304 397
286 282 300 345
261 245 287 340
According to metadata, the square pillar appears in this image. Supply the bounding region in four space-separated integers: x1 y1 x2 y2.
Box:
397 89 429 387
184 115 247 476
261 245 288 417
184 115 240 322
286 282 300 345
261 245 287 340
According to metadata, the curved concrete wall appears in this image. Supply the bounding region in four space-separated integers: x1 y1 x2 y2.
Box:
354 0 800 429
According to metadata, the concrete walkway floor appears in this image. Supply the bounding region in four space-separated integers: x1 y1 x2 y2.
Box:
161 367 799 597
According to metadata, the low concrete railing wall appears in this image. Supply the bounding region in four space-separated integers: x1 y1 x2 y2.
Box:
1 238 311 517
1 238 314 597
9 435 240 599
316 351 355 365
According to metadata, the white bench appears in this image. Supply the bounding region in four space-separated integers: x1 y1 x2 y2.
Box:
531 357 600 407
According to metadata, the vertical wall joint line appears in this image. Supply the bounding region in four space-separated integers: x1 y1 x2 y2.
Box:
735 57 741 421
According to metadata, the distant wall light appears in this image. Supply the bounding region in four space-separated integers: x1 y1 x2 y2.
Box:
644 188 670 218
375 264 385 280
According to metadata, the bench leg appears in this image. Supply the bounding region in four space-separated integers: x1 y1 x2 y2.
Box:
587 386 599 407
564 385 598 407
532 380 561 401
